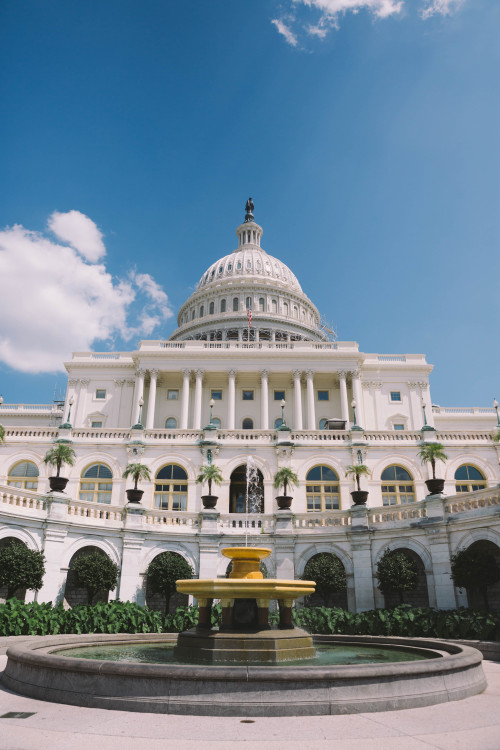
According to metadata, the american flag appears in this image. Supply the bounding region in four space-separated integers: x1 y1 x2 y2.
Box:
247 309 252 327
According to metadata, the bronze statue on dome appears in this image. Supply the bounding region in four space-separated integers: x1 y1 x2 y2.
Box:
245 197 254 222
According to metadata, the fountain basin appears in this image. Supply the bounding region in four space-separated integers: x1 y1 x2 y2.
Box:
1 633 487 716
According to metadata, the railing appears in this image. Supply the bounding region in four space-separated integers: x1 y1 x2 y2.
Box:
433 406 496 415
70 428 132 439
435 431 494 442
67 501 123 522
291 431 349 442
0 486 47 511
444 486 500 514
369 503 427 524
377 355 406 362
90 353 120 360
145 509 199 528
218 514 274 533
4 427 59 438
363 431 423 442
293 511 351 529
0 403 63 413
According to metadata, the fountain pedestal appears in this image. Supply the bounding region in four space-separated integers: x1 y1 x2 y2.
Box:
175 547 316 663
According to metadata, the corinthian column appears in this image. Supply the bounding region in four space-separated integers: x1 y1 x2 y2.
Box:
193 369 204 430
260 370 269 430
228 369 237 430
146 369 159 429
306 370 315 430
350 369 364 427
292 370 303 430
338 371 349 428
132 369 146 425
180 369 191 429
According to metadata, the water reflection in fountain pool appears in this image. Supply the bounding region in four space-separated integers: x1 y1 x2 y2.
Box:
55 641 438 667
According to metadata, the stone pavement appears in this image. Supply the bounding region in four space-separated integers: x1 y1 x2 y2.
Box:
0 642 499 750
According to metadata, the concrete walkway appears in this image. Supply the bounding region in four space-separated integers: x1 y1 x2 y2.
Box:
0 641 499 750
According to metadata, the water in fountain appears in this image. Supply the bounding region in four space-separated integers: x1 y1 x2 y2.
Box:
245 456 262 546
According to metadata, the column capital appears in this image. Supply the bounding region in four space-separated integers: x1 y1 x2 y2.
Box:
305 369 315 378
80 378 90 386
349 369 361 379
124 379 135 387
114 378 126 387
227 368 237 378
135 368 147 378
194 368 205 378
337 370 348 380
260 369 269 379
68 378 79 386
292 369 302 380
149 368 159 378
182 368 192 377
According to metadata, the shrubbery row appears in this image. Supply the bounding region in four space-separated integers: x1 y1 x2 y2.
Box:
1 599 498 640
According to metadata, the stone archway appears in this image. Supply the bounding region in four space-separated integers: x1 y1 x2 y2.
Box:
302 552 348 609
64 546 114 607
145 551 190 614
381 548 429 609
0 537 28 603
229 464 264 514
461 540 500 612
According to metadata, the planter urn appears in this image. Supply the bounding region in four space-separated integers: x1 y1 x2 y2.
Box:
48 476 69 492
350 490 368 506
276 495 293 510
201 494 218 509
126 488 144 503
425 478 445 496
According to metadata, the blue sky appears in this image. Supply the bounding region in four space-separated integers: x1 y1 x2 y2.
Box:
0 0 498 406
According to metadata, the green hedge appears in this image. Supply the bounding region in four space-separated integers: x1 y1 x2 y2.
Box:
0 599 498 640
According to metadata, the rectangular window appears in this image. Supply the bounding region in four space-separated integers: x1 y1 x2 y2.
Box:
91 421 103 428
317 390 329 401
167 389 179 400
274 390 285 401
390 391 402 402
211 389 223 400
95 389 106 399
393 424 405 431
242 390 254 400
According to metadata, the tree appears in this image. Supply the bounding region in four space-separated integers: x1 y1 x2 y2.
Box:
302 553 346 605
196 463 223 496
43 442 76 477
494 431 500 444
122 462 152 490
0 541 45 599
376 549 419 605
0 424 5 444
273 467 299 496
345 464 370 491
451 545 500 611
146 552 193 615
417 442 448 480
72 550 119 605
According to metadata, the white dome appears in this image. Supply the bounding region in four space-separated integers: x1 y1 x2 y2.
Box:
197 246 302 294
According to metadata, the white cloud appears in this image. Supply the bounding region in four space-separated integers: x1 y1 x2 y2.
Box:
271 18 299 46
48 210 106 263
420 0 464 19
0 212 173 373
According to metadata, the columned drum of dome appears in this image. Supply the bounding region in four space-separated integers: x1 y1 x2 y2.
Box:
170 200 329 343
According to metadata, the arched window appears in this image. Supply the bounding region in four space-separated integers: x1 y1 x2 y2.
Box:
199 305 204 317
211 417 221 429
246 296 252 310
165 417 177 429
154 464 188 510
242 418 253 429
229 464 264 513
319 418 328 430
271 299 277 313
306 465 340 511
293 305 298 319
8 461 39 490
259 297 265 311
274 418 284 428
220 299 226 313
233 297 239 312
191 309 196 320
209 301 214 315
381 465 415 505
455 465 486 493
283 302 289 316
80 463 113 504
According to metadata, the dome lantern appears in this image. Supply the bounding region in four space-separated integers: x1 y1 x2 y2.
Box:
236 198 262 249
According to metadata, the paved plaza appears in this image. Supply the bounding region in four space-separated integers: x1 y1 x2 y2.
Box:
0 639 499 750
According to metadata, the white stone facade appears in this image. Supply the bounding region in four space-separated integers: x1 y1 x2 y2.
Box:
1 207 499 611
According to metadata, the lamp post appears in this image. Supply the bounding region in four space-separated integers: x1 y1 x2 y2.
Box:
209 398 215 425
494 398 500 427
67 397 74 424
138 397 144 427
281 399 286 426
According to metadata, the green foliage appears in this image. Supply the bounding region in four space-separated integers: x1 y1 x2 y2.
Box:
0 424 5 444
122 462 152 490
72 551 119 605
273 467 299 496
451 546 500 611
0 542 45 599
196 463 223 496
493 430 500 443
417 442 448 479
376 549 419 604
302 553 346 603
345 464 370 491
146 552 193 614
43 442 76 477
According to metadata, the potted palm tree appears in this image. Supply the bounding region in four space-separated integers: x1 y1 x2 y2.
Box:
345 464 371 505
122 462 152 503
196 463 223 508
0 424 5 444
418 442 448 495
273 467 299 510
44 442 76 492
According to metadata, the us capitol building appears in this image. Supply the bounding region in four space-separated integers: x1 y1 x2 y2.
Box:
1 201 499 612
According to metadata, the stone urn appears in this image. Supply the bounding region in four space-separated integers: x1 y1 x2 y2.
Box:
350 490 368 506
48 476 69 492
126 488 144 503
425 478 445 496
201 494 218 509
276 495 293 510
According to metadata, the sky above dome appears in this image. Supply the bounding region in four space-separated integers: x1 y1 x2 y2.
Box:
0 0 498 406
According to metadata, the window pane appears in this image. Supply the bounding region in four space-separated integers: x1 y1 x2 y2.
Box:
393 424 404 431
317 391 329 401
390 391 401 402
242 391 254 400
274 391 285 401
211 390 222 400
306 466 322 481
167 390 179 400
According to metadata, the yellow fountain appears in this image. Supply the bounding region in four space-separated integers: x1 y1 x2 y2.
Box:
175 547 316 663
